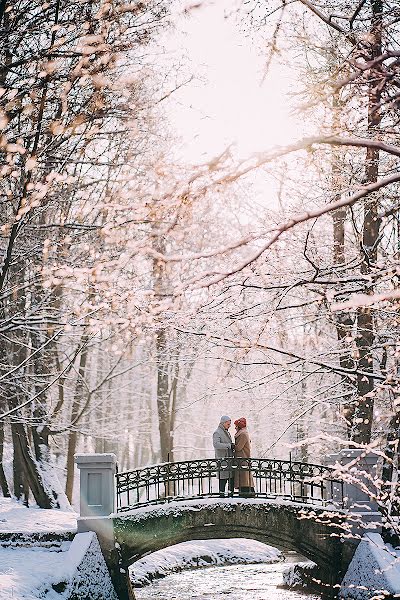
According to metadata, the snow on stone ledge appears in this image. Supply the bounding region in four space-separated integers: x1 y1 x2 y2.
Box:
129 538 283 587
0 498 77 534
340 532 400 599
114 496 338 524
58 532 118 600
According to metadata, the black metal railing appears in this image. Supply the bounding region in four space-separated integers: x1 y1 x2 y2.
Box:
115 457 344 512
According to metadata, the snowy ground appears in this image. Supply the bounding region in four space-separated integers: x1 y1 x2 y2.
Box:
0 543 71 600
0 497 77 534
0 498 78 599
130 538 284 586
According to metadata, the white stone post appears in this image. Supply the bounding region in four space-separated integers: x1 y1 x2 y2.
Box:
336 449 378 511
74 454 127 599
75 453 117 518
328 449 381 527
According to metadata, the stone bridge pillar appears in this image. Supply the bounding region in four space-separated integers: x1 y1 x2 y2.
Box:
75 453 117 518
75 453 131 600
329 449 381 527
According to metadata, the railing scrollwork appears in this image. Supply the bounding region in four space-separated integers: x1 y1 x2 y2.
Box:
115 457 344 512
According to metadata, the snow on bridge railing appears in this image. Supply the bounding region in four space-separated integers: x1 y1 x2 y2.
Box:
115 457 344 512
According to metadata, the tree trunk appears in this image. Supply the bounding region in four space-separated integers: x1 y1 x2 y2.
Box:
12 420 53 508
168 369 179 463
30 288 61 465
65 336 89 503
6 304 54 507
65 430 78 504
0 333 10 498
331 89 357 438
0 422 11 497
11 423 28 504
156 329 171 463
381 348 400 518
352 0 383 444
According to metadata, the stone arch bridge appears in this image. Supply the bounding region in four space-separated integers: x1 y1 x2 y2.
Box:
75 453 380 600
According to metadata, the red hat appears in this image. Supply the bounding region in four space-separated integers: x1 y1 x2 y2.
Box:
234 417 246 429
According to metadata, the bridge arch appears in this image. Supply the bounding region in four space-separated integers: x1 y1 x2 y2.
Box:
75 452 379 599
112 498 353 586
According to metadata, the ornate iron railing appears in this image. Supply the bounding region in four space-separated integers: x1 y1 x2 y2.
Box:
115 457 344 512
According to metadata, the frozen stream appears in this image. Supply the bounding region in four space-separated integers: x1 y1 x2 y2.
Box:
135 562 321 600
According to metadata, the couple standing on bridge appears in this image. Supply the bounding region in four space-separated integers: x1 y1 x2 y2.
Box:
213 415 255 497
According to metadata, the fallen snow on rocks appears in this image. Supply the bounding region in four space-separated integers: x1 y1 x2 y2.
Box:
0 498 78 598
129 538 284 586
0 530 117 600
58 532 118 600
340 532 400 599
282 561 319 589
0 499 117 600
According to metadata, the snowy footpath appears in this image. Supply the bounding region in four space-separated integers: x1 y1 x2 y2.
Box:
0 498 77 600
0 497 77 535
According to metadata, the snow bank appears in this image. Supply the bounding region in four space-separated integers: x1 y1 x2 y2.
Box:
129 538 283 587
0 498 77 534
0 531 118 600
0 499 116 600
282 561 318 588
0 542 71 599
57 532 118 600
340 532 400 599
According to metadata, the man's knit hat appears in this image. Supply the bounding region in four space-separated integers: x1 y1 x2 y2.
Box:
220 415 231 424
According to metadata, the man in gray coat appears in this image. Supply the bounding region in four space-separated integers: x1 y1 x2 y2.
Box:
213 415 235 496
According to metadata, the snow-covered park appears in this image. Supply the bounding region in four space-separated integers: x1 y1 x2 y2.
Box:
2 0 400 598
0 497 287 599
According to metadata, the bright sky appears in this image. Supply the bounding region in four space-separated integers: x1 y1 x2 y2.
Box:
164 1 300 164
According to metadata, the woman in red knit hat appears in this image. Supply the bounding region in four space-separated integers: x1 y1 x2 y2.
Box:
234 417 255 497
